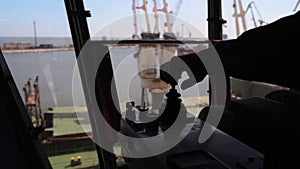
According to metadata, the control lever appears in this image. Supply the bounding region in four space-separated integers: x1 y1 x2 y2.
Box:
159 84 188 132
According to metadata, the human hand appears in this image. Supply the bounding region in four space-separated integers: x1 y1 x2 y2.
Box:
160 51 207 90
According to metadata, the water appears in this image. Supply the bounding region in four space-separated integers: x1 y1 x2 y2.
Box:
4 50 76 111
2 37 208 112
3 47 148 111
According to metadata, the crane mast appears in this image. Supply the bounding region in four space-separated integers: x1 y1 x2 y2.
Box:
233 0 241 37
153 0 160 34
132 0 139 39
233 0 247 37
159 0 172 33
238 0 247 31
132 0 178 38
135 0 152 33
233 0 265 37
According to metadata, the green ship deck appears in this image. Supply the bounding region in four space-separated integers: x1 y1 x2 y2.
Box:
43 96 209 168
45 106 92 136
48 150 98 169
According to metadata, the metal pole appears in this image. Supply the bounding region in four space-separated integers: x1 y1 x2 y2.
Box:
238 0 247 32
207 0 230 104
132 0 139 39
33 21 38 47
162 0 172 33
207 0 225 41
233 0 240 37
143 0 151 32
64 1 119 169
64 0 91 57
181 23 184 38
153 0 160 34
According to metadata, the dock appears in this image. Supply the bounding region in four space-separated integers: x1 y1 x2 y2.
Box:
2 46 74 54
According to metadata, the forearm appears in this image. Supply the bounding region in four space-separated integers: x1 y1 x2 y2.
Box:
213 11 300 88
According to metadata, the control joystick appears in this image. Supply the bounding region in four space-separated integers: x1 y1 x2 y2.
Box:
159 85 188 132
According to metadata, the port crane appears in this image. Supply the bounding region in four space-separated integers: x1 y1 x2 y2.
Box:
132 0 178 111
132 0 152 39
232 0 266 37
169 0 183 27
132 0 183 39
4 0 298 168
294 0 300 11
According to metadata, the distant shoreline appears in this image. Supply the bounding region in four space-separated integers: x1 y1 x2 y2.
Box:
2 47 74 54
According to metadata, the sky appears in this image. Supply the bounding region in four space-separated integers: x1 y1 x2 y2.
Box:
0 0 298 39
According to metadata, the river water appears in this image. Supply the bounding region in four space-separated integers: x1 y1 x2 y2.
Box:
3 45 208 112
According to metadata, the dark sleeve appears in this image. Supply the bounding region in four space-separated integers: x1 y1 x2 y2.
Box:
214 11 300 89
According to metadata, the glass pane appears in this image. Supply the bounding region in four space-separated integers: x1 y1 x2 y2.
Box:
2 0 295 168
0 1 99 168
222 0 292 99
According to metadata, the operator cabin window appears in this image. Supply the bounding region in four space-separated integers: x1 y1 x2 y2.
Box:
1 1 99 168
221 0 290 100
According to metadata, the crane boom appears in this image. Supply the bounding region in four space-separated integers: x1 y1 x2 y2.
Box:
245 1 257 28
233 0 265 37
170 0 183 26
294 0 300 11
